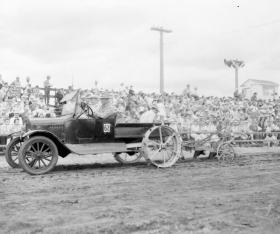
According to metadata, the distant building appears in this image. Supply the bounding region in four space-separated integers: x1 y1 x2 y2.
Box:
240 79 279 100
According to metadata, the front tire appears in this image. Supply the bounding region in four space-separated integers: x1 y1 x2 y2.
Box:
18 136 58 175
5 137 22 168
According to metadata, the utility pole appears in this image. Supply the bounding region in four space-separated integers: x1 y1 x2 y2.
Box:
151 26 172 94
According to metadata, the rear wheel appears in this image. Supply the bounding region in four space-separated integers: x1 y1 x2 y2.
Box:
216 142 236 162
18 136 58 175
5 137 22 168
114 152 142 164
181 139 196 159
142 125 181 168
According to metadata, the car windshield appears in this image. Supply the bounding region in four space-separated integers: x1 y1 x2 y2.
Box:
58 90 79 116
56 90 115 119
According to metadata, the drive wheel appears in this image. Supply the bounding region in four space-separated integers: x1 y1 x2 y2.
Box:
19 136 58 175
142 125 181 168
114 152 142 164
5 137 22 168
216 141 236 162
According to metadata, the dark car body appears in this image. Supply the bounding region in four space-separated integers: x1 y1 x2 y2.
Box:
26 113 156 143
21 106 157 157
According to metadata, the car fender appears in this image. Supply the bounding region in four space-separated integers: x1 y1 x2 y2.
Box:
22 130 71 157
7 131 24 139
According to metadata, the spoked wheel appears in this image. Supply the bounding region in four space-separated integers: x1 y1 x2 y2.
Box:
142 125 181 168
216 142 236 162
114 152 143 164
5 137 22 168
18 136 58 175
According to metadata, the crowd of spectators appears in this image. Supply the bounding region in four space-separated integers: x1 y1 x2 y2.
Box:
0 74 280 144
0 75 68 135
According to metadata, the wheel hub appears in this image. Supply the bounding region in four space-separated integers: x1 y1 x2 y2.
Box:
34 152 43 158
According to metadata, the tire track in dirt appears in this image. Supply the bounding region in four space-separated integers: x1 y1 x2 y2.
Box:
1 153 280 233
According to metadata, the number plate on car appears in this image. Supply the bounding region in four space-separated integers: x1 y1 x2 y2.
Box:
103 123 111 133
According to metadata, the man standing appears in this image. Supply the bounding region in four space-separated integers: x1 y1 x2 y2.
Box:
55 89 64 106
25 77 31 88
182 84 191 97
44 76 52 105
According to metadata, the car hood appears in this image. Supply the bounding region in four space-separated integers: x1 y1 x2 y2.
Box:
28 115 72 126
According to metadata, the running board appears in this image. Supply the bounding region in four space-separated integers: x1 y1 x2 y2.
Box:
125 142 142 150
65 143 127 155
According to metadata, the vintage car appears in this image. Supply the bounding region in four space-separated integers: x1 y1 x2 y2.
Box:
5 91 181 175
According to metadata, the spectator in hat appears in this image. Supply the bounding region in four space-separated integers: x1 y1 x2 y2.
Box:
156 96 166 121
182 84 191 97
55 89 64 106
13 77 21 87
32 85 40 98
94 94 116 119
139 105 159 123
44 76 52 105
251 92 257 102
25 77 31 88
192 87 199 99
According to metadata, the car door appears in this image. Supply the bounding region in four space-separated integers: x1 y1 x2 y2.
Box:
64 118 96 144
75 118 96 143
94 114 116 141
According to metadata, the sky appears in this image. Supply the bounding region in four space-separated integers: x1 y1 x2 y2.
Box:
0 0 280 96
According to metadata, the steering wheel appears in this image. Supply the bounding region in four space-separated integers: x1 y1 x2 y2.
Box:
80 102 94 118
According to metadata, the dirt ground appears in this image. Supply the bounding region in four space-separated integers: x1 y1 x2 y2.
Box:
1 148 280 234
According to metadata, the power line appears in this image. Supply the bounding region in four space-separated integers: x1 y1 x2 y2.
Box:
247 18 280 29
225 18 280 35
